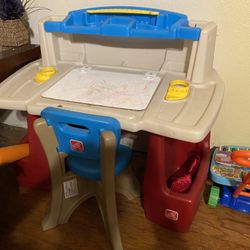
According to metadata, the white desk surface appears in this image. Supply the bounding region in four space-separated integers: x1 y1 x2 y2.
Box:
42 67 161 111
0 61 224 143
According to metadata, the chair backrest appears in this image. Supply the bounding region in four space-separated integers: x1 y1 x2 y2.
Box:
41 107 121 160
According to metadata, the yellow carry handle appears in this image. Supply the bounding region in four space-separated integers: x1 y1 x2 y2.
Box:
87 9 159 15
0 144 30 165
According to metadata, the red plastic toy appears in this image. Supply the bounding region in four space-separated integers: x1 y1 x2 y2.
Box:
167 154 200 193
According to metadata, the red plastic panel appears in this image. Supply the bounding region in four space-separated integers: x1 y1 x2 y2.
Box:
143 133 210 232
17 115 50 189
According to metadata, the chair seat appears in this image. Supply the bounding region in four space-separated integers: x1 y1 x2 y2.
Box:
67 144 132 180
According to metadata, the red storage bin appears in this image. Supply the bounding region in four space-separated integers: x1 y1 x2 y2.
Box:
17 114 50 189
143 133 210 233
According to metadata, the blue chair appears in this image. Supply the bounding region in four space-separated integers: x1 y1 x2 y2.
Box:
34 107 139 250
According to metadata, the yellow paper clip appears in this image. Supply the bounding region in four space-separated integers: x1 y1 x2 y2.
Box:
34 66 56 84
165 80 190 101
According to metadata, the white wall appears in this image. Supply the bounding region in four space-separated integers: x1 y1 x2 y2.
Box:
28 0 250 146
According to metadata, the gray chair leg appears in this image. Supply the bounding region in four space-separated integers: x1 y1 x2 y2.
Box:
34 119 95 230
116 164 140 200
34 118 64 230
98 131 123 250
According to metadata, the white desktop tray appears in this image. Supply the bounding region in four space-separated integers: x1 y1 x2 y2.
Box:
42 68 161 111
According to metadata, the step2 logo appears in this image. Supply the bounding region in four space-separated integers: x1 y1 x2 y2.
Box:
70 139 84 152
165 208 178 221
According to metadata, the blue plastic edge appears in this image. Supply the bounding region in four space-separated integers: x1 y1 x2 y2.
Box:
220 186 250 214
44 6 201 41
41 107 121 157
41 107 132 181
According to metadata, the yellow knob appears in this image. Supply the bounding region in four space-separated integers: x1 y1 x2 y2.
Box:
34 66 56 84
165 80 190 101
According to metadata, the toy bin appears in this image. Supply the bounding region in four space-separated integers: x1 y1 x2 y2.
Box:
16 114 50 189
143 133 210 233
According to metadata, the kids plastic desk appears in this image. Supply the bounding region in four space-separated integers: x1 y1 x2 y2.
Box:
0 7 224 232
0 6 223 143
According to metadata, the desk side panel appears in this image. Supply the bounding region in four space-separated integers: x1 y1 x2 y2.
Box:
142 70 224 142
0 61 74 110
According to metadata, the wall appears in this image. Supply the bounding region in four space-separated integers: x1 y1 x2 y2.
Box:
28 0 250 146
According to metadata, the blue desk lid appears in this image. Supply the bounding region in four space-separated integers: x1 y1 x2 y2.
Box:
44 6 201 41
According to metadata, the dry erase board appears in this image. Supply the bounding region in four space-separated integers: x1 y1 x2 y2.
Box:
42 68 161 110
